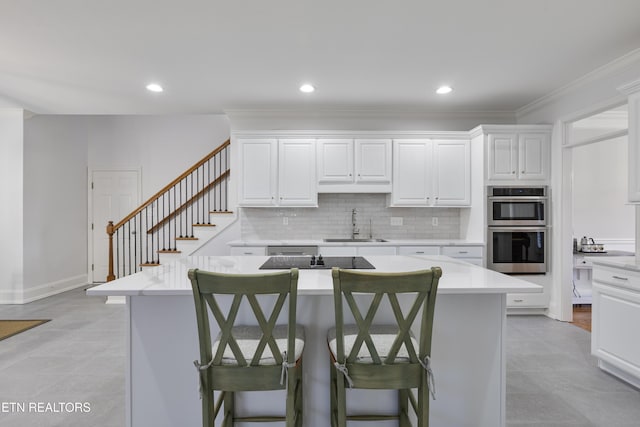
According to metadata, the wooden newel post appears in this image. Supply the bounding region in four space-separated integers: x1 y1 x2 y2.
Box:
107 221 116 282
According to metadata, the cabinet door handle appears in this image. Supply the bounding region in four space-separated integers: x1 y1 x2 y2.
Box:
612 275 629 281
514 299 523 302
512 171 516 174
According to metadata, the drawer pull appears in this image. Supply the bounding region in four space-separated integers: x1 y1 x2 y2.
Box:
458 251 468 254
612 275 629 281
416 251 424 254
513 299 523 302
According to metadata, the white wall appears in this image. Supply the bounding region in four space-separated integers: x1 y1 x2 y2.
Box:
0 109 24 303
572 136 635 244
87 115 230 199
23 115 89 301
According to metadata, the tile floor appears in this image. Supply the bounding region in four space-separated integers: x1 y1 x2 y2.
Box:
0 288 639 426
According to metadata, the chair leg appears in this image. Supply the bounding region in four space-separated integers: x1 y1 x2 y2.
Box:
399 389 410 427
295 362 304 427
223 391 235 427
418 373 429 427
329 359 337 427
334 365 347 427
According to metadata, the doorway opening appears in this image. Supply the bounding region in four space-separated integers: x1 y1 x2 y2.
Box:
560 102 631 321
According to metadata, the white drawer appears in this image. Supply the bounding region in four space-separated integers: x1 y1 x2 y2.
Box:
574 256 593 268
593 266 640 292
357 246 397 256
229 246 266 256
441 246 483 258
507 292 549 308
397 246 440 256
318 246 358 256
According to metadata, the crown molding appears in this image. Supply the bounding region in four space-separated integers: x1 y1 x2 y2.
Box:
231 129 473 139
516 48 640 119
224 108 515 121
618 77 640 95
468 124 553 138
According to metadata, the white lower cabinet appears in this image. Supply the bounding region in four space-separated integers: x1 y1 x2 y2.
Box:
592 264 640 388
318 246 357 256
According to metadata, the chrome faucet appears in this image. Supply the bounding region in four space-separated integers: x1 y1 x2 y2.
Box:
351 208 360 239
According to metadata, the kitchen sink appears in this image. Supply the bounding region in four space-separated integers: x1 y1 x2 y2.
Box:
323 238 388 243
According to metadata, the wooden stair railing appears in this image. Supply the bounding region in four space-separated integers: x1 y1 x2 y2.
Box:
106 139 230 281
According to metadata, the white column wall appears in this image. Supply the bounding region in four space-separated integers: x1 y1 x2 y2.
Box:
0 109 24 303
22 115 89 301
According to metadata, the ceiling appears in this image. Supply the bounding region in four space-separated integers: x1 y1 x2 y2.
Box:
2 0 640 115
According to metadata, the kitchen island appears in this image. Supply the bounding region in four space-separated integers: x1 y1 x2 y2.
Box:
87 255 541 427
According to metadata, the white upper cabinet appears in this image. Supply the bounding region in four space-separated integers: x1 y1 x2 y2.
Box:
317 139 353 183
487 129 550 182
355 139 392 183
278 139 317 206
238 138 317 207
619 79 640 202
391 139 432 205
391 139 471 207
317 138 392 192
433 139 471 206
238 138 278 206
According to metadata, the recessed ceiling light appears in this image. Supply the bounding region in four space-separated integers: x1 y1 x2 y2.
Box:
299 84 315 93
436 85 453 95
146 83 164 93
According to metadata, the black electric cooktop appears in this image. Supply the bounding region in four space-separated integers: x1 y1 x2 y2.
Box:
259 256 375 270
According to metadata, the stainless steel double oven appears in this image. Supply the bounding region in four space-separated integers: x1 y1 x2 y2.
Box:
487 186 548 274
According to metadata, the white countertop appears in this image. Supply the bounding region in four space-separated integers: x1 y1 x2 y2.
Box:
228 239 485 247
87 255 540 297
587 255 640 272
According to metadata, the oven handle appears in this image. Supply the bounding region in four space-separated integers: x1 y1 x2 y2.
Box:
488 196 547 202
488 226 548 232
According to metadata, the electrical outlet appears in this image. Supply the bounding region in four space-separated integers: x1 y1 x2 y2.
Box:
390 217 403 226
283 217 289 225
432 217 438 226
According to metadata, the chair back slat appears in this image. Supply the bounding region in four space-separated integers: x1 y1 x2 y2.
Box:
188 268 299 367
331 267 441 366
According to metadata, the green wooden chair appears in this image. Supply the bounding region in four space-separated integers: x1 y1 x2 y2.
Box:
188 268 304 427
328 267 442 427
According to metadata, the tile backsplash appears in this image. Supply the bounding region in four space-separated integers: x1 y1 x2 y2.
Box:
241 194 461 240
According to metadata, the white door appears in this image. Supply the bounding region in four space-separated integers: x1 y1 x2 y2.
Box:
355 139 392 183
278 139 317 206
317 139 353 183
391 139 431 206
91 170 140 282
433 139 471 206
518 133 548 180
238 138 278 206
488 133 518 180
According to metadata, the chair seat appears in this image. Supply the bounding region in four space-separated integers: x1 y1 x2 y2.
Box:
212 324 305 365
328 324 418 364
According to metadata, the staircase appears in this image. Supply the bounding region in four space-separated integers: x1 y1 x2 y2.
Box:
106 139 234 281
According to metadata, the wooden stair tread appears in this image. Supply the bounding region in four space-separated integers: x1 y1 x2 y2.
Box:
193 223 216 227
209 210 234 214
140 263 160 267
158 250 181 254
176 237 199 241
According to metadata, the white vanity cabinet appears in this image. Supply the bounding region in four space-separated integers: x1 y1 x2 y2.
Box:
238 138 317 207
486 130 550 182
391 139 471 207
591 261 640 389
316 138 392 192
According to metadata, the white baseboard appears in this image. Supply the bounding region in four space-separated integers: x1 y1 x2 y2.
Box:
0 274 88 304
